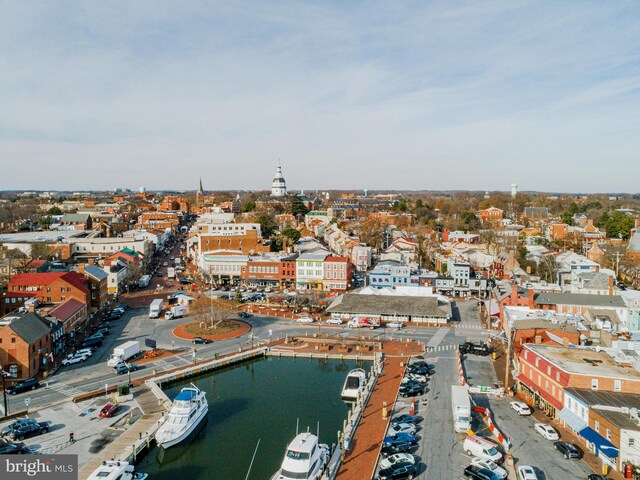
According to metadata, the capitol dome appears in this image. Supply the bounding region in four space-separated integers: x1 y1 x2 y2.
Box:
271 164 287 197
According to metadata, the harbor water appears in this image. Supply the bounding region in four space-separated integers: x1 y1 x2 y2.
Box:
136 356 368 479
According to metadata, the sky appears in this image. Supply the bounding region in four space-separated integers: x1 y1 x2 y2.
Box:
1 1 639 193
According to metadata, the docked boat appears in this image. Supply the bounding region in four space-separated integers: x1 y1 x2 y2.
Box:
87 460 148 480
155 385 208 449
271 432 330 480
341 368 366 401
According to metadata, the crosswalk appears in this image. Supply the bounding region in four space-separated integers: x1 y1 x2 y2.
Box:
454 323 486 330
426 344 459 353
45 381 86 399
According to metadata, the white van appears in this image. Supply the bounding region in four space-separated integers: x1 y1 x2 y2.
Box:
462 435 503 463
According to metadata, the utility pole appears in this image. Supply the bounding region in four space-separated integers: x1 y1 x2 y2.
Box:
503 327 512 393
1 368 8 417
613 251 624 279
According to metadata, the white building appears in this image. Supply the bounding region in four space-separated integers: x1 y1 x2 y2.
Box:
296 251 329 290
271 164 287 197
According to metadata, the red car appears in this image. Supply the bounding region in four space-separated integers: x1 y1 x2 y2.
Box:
98 403 120 419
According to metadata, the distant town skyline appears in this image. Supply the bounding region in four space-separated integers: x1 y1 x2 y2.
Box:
1 2 639 192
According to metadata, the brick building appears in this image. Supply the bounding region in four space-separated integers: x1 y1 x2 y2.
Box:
0 311 53 379
2 272 90 316
47 298 88 334
77 264 109 311
135 211 180 232
517 344 640 419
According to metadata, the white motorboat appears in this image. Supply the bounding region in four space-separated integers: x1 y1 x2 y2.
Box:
155 385 208 449
341 368 366 401
86 460 148 480
271 432 330 480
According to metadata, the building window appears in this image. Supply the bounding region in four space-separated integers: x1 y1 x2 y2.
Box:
629 438 635 448
591 379 599 390
556 372 560 382
535 357 539 368
547 366 551 376
606 429 611 441
595 420 600 433
11 337 15 343
614 380 622 392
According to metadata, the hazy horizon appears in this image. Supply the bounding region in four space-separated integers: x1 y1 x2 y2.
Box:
2 2 639 192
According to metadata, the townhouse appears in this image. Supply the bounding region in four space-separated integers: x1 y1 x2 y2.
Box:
323 256 352 292
0 311 55 379
296 251 329 291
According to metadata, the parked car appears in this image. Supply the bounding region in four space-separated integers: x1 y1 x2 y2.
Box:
410 361 435 370
388 423 417 437
326 318 343 325
1 419 38 437
378 462 417 480
94 328 110 336
383 433 416 445
379 453 416 470
386 322 403 329
62 353 89 366
179 278 192 285
81 338 102 349
295 317 314 324
516 466 541 480
5 377 40 395
238 312 251 318
192 337 212 345
162 262 168 267
510 401 532 415
470 457 507 479
534 423 559 440
404 373 428 384
74 348 94 357
406 365 433 376
114 363 138 375
99 403 121 418
399 384 425 397
8 422 49 441
464 465 500 480
97 323 111 330
380 441 414 457
554 441 582 459
0 441 29 455
391 414 422 425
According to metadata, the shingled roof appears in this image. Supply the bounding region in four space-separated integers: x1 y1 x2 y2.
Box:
5 312 52 345
327 293 450 319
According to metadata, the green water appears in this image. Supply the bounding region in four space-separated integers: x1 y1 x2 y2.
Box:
136 356 367 480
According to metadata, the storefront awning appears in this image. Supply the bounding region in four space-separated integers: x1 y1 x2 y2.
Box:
579 427 619 458
557 408 587 432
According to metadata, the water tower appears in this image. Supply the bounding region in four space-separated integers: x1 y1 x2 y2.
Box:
511 183 518 198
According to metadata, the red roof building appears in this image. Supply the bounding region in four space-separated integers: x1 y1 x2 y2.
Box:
47 298 88 334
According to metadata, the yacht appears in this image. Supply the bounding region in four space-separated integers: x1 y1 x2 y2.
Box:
271 432 329 480
341 368 367 401
155 385 208 449
87 460 148 480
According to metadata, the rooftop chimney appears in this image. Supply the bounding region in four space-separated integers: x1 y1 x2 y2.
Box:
609 275 614 296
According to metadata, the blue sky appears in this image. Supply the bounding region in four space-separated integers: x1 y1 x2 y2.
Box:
1 1 639 192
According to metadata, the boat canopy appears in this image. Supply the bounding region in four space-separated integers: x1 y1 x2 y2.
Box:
175 389 198 401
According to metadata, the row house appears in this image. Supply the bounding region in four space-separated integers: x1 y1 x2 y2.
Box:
322 224 358 257
55 213 93 230
350 245 372 272
323 256 352 292
158 195 190 213
200 250 249 287
122 229 170 251
47 298 88 334
561 388 640 473
296 252 330 291
2 272 90 316
76 264 108 311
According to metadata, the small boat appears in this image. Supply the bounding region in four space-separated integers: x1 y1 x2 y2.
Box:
87 460 148 480
271 431 330 480
341 368 366 401
155 384 208 449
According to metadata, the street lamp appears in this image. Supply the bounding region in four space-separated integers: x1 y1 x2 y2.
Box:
0 367 9 418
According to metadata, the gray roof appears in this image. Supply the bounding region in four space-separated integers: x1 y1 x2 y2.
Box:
327 293 450 319
512 318 578 333
564 388 640 431
534 292 626 308
7 312 53 345
60 213 91 223
82 264 108 281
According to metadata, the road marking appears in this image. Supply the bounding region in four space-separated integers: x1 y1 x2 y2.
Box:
426 328 449 349
45 382 85 398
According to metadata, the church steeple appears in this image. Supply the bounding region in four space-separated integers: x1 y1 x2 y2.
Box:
197 178 204 195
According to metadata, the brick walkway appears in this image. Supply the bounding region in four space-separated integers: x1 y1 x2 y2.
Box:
335 341 423 480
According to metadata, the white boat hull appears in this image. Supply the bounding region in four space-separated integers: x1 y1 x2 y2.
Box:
157 404 208 449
